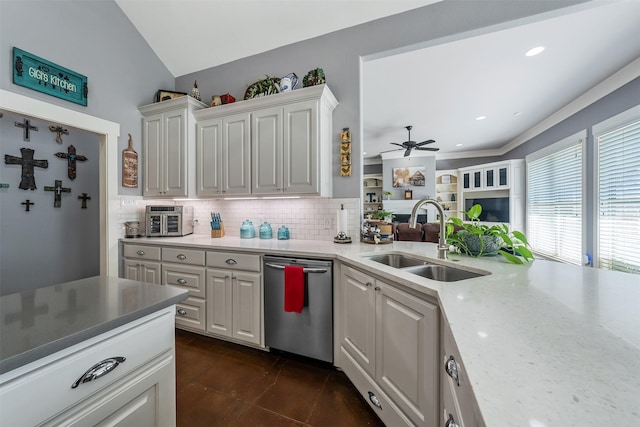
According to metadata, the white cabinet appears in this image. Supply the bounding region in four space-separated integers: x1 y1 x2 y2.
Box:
206 251 263 346
460 160 515 191
436 170 459 219
196 113 252 196
139 96 207 198
123 243 161 284
194 84 337 197
339 265 439 426
0 308 177 427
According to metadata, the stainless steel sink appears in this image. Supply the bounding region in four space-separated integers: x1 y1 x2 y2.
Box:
365 253 426 268
403 264 486 282
364 252 489 282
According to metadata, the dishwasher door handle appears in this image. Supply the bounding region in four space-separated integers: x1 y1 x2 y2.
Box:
264 263 328 274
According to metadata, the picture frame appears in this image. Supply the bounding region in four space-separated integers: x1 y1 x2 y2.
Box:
404 189 413 200
155 89 187 103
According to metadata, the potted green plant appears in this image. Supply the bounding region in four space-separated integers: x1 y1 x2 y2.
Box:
446 204 534 264
370 210 395 223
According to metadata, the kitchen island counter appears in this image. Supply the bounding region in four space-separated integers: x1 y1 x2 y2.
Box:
122 236 640 425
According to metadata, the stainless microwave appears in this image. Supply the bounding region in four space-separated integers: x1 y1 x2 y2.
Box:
145 205 193 237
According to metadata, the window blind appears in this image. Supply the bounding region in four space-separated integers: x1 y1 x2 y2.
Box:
527 143 583 264
597 119 640 274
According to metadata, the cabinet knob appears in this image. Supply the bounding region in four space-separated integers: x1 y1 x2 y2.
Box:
177 278 187 285
445 355 460 386
136 250 145 256
444 413 459 427
71 356 126 389
225 258 237 265
367 391 382 408
365 282 372 287
177 254 187 260
374 286 380 292
177 309 187 316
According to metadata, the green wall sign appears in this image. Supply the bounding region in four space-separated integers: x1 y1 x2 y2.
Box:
13 47 88 106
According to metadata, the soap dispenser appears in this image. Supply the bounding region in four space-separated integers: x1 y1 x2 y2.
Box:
259 221 273 239
240 219 255 239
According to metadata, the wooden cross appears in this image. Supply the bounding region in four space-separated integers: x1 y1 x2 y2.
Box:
44 179 71 208
78 193 91 209
4 148 49 190
55 145 87 180
14 118 38 141
22 199 34 212
49 125 69 144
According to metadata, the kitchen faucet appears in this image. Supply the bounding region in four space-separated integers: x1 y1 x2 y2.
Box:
409 198 448 259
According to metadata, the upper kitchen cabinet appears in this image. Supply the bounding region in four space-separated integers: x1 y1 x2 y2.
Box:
194 84 338 198
139 96 208 198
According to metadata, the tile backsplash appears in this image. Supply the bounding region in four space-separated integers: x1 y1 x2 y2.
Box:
118 197 361 241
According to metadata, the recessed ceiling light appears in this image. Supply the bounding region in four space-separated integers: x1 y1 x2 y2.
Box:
455 143 463 147
513 111 521 116
525 46 545 57
475 116 486 121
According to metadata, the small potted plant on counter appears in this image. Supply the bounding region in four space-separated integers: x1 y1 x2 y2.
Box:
369 209 395 223
446 204 534 264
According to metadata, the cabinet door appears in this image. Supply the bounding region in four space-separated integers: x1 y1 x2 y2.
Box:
497 165 509 187
472 170 483 189
484 168 496 188
196 117 223 196
462 172 470 190
223 113 251 195
163 109 188 197
123 260 161 285
283 101 318 194
142 113 163 196
232 271 262 345
252 107 283 194
340 266 376 376
375 282 439 427
206 268 233 337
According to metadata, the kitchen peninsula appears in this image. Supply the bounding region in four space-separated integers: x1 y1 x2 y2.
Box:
0 276 188 426
123 235 640 426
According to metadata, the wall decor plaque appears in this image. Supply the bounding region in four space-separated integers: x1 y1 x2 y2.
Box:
122 134 138 188
13 47 88 106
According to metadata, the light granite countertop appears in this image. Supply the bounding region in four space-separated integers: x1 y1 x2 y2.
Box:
124 235 640 425
0 276 188 375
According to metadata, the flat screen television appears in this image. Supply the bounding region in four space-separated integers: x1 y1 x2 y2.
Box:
464 197 510 223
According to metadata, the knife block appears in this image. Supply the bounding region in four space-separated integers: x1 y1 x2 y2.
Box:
211 222 225 238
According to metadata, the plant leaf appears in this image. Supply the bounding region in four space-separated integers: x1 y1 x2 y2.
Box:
516 245 534 260
467 204 482 220
512 230 529 245
499 250 524 264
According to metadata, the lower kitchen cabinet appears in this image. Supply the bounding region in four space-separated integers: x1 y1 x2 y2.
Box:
123 244 161 284
340 265 439 426
206 251 263 346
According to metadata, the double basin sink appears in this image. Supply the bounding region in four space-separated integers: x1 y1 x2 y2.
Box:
364 253 489 282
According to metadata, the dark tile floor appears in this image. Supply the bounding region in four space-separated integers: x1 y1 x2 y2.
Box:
175 329 385 427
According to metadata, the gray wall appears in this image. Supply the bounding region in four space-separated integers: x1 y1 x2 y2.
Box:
382 156 436 201
0 0 174 293
175 0 589 198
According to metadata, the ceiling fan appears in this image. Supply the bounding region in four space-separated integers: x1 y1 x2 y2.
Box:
381 125 438 157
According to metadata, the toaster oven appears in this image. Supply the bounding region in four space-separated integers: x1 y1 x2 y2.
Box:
145 205 193 237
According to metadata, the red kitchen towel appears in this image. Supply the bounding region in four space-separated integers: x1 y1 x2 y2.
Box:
284 265 305 313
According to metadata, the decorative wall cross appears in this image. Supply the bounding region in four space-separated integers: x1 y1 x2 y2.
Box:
4 148 49 190
49 125 69 144
78 193 91 209
44 179 71 208
22 199 34 212
14 118 38 141
55 145 87 180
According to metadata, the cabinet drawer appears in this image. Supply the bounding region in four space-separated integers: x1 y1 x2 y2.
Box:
162 247 205 266
175 297 206 332
162 264 206 298
207 251 261 272
123 244 161 261
0 308 174 427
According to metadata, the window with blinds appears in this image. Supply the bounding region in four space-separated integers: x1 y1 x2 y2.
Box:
527 135 583 264
597 118 640 274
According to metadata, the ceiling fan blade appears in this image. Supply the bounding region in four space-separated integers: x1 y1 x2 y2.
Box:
416 139 436 146
404 148 412 157
390 142 405 148
415 147 440 151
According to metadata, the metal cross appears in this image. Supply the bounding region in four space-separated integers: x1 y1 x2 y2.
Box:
78 193 91 209
44 179 71 208
55 145 87 180
49 125 69 144
21 199 34 212
14 118 38 141
4 148 49 190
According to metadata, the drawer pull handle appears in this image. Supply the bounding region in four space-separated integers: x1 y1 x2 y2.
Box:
225 259 237 265
445 355 460 386
136 250 145 256
177 278 187 285
445 413 459 427
177 254 187 260
177 309 187 315
367 391 382 408
71 356 126 389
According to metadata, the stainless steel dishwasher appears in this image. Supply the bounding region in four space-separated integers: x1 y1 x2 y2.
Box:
263 256 333 363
